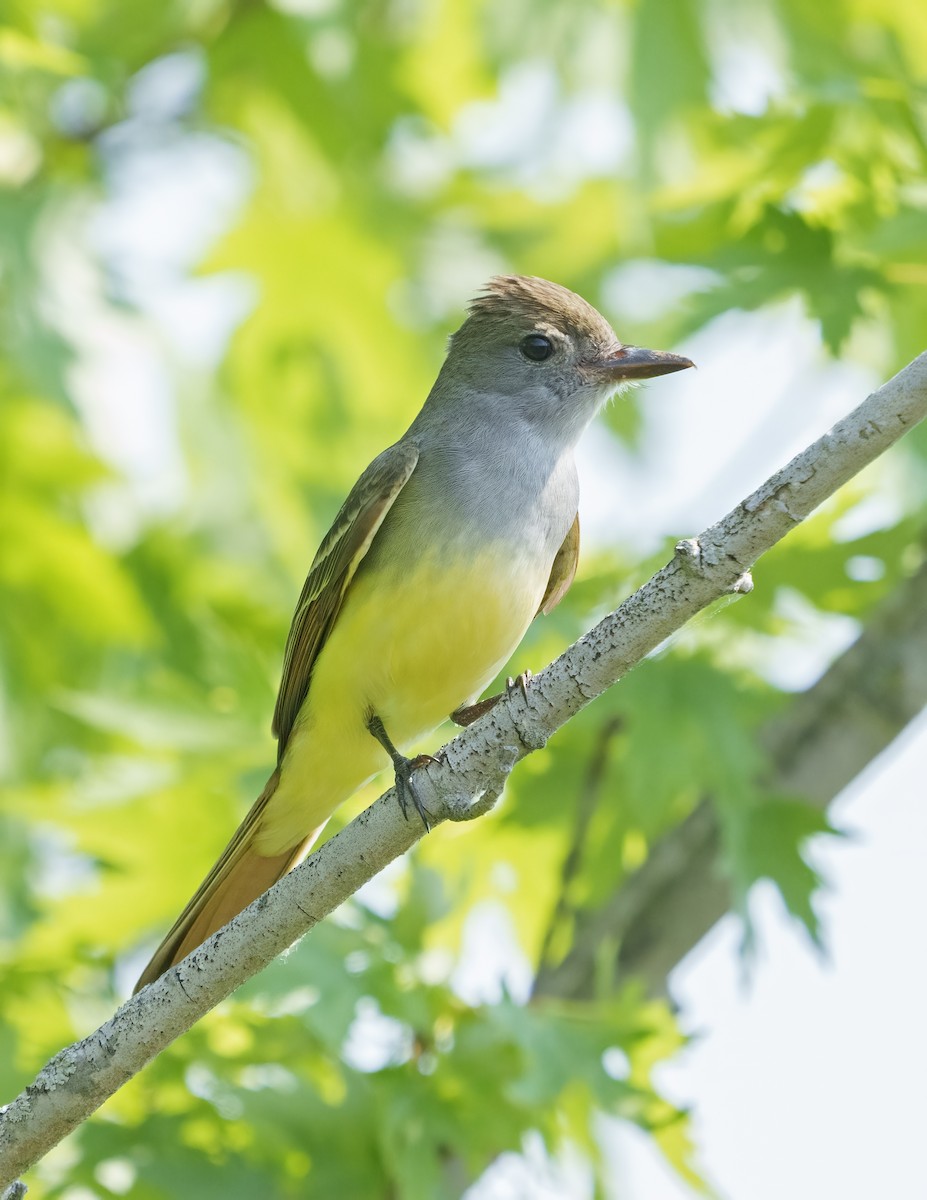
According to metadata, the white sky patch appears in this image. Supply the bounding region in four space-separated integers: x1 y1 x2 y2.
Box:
831 484 908 542
750 588 861 691
844 554 885 583
39 89 254 536
705 0 789 116
50 77 109 140
604 260 721 324
307 26 356 79
142 271 258 367
452 61 633 198
341 996 414 1072
786 159 847 214
91 127 252 299
385 117 456 199
388 69 632 204
610 714 927 1200
93 1158 137 1196
69 325 183 518
455 61 558 171
578 301 880 554
269 0 338 14
466 1132 594 1200
451 901 534 1006
554 90 635 179
599 1116 702 1200
42 213 187 527
127 50 206 122
353 856 407 919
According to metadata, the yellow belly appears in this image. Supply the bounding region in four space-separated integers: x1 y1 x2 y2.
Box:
255 546 547 854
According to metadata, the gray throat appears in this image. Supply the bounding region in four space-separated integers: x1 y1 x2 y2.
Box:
398 407 580 564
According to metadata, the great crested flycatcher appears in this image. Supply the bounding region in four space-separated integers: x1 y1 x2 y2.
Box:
134 274 692 992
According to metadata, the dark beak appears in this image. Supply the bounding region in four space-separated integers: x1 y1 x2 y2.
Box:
588 345 695 381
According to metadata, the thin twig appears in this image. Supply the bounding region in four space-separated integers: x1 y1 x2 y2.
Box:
536 715 624 973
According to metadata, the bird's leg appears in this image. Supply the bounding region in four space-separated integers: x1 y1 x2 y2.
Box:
450 670 533 727
366 713 438 832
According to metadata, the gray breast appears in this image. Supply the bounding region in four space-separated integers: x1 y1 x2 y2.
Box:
378 427 578 571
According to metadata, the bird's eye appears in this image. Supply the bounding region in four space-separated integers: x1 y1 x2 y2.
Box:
520 334 554 362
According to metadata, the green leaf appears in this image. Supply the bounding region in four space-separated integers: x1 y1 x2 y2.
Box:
725 796 842 944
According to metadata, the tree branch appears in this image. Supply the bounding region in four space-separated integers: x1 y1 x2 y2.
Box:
2 351 925 1188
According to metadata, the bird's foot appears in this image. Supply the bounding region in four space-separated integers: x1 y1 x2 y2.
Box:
392 753 439 831
366 714 435 832
450 670 533 727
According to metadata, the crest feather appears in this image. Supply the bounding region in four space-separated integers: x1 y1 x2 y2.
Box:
461 275 614 345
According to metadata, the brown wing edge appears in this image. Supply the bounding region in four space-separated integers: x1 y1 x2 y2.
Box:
271 440 420 754
538 512 580 615
134 441 420 993
133 769 283 992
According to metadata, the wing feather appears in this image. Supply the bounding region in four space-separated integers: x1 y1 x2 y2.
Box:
538 512 580 616
272 440 419 754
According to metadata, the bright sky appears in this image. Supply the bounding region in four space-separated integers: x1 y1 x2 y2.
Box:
609 713 927 1200
60 56 926 1199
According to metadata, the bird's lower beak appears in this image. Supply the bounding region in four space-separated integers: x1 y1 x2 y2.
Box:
588 345 695 381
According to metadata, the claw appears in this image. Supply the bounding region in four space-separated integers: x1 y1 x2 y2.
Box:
392 756 432 831
506 669 533 699
452 671 533 727
409 752 442 769
367 714 433 832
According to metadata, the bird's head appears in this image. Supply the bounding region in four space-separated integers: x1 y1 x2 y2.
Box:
441 274 693 444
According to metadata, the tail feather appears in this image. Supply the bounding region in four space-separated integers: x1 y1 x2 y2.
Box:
134 770 321 993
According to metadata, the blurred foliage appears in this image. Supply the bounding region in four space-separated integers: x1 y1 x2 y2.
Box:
1 0 926 1195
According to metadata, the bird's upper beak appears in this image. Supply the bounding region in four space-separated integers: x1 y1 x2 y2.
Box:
587 345 695 381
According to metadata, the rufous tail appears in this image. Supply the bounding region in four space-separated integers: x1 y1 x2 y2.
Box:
133 770 321 993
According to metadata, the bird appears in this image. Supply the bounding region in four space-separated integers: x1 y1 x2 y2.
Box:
134 274 693 992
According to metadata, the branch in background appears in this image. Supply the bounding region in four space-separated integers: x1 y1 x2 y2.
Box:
535 555 927 1001
1 352 925 1188
536 715 625 972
